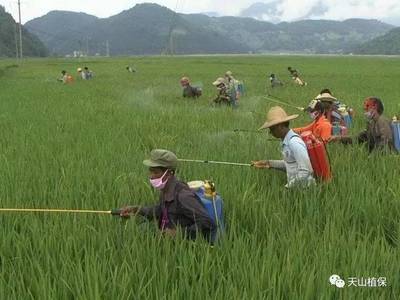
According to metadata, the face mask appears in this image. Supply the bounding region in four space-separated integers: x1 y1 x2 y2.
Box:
149 170 169 190
309 111 319 120
364 111 375 120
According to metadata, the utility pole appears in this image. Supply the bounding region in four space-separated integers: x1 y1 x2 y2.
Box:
14 23 19 60
106 40 110 57
17 0 23 59
169 34 174 56
86 38 89 56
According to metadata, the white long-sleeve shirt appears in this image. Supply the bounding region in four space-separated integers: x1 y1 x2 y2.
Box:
269 129 315 188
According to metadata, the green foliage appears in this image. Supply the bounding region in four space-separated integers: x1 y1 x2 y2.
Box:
0 55 399 298
0 6 48 57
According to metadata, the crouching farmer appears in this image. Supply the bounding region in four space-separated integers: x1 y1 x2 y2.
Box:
331 97 393 153
180 77 201 99
252 106 315 188
117 149 216 242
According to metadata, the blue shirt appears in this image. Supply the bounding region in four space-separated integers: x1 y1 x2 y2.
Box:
269 130 315 188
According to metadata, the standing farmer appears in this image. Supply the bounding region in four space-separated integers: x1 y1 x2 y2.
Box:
252 106 315 188
118 149 215 241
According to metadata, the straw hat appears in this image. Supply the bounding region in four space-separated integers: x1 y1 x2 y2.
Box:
77 68 82 72
225 71 233 77
315 93 337 102
180 76 190 85
213 77 225 86
259 106 299 130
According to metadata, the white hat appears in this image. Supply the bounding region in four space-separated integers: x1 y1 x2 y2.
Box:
213 77 225 86
315 93 337 102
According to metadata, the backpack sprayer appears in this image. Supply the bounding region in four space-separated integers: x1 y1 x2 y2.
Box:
188 180 224 242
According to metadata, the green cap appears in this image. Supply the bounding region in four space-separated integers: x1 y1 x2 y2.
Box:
143 149 178 169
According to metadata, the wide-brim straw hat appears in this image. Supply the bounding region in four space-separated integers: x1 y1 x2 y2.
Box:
259 106 299 130
315 92 337 102
213 77 225 86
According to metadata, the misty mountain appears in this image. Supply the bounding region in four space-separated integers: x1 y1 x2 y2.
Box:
354 27 400 55
202 12 219 18
25 3 394 56
23 11 98 55
26 4 249 56
0 6 48 57
181 14 393 54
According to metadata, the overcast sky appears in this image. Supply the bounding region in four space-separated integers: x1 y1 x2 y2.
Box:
1 0 399 25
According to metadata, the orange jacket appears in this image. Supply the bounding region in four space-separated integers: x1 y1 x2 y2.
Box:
294 115 332 143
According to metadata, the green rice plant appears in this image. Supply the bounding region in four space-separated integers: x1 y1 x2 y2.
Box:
0 55 398 299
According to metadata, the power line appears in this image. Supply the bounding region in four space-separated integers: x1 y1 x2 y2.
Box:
163 0 185 55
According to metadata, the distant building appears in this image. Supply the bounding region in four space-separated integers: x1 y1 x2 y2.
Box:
73 51 86 58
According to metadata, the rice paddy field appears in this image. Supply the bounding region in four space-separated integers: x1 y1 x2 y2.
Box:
0 55 399 299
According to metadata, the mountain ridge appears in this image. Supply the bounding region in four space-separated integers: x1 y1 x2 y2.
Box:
0 6 48 57
354 27 400 55
25 3 394 56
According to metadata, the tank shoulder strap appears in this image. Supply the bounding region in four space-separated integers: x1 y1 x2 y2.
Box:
289 133 301 141
174 181 200 201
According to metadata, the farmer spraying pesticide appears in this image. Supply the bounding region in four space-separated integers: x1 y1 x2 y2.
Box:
212 77 231 106
252 106 316 188
115 149 216 242
57 70 73 84
224 71 243 106
269 73 283 88
293 99 333 144
315 89 353 129
126 66 137 73
82 66 93 79
331 97 394 153
288 66 307 86
297 89 352 137
180 77 202 99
